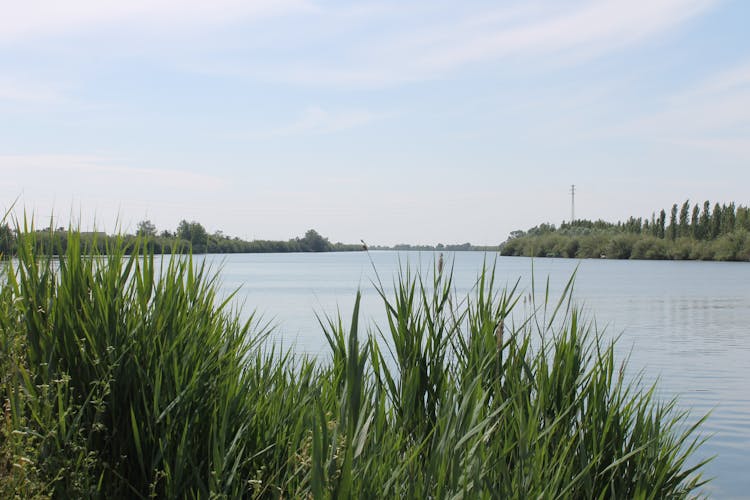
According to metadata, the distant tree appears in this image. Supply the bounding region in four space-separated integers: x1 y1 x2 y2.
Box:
738 206 750 231
0 223 15 255
711 203 722 239
177 220 209 251
624 216 642 234
691 205 701 239
499 199 750 261
528 223 556 236
668 204 678 241
678 200 690 237
658 209 666 239
298 229 331 252
699 201 711 240
722 203 736 234
137 219 157 237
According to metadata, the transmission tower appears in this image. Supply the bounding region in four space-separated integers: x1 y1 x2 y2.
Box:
570 184 576 223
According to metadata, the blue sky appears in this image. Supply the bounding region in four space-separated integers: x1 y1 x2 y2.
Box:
1 0 749 245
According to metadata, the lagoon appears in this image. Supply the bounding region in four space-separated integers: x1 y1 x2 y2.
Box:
208 251 750 498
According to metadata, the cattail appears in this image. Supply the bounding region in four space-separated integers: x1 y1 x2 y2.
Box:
437 252 444 275
495 319 504 352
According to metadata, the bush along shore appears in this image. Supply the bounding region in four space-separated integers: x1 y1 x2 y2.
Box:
1 227 709 498
501 199 750 261
0 222 362 257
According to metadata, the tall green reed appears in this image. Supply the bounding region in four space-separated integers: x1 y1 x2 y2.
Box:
1 223 317 497
0 226 709 498
311 255 710 498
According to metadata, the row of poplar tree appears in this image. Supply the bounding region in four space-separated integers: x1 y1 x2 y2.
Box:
558 200 750 241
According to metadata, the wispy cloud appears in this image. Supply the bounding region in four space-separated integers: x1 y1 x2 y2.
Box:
0 0 314 44
617 59 750 158
674 61 750 100
414 0 715 69
247 0 719 87
3 1 720 89
261 106 395 138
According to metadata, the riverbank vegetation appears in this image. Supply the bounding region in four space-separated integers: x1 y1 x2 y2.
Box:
370 242 500 251
501 199 750 261
1 227 708 497
0 220 360 256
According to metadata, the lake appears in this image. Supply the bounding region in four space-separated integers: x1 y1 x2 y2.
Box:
207 251 749 498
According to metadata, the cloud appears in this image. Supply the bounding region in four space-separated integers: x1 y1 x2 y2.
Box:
261 106 395 137
616 59 750 158
0 0 314 44
414 0 716 70
247 0 719 87
3 1 720 90
674 61 750 100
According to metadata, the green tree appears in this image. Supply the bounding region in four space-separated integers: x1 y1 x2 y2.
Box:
0 223 15 255
298 229 331 252
678 200 690 237
711 203 722 239
738 207 750 231
658 209 666 239
691 205 701 239
722 202 736 234
624 217 642 234
136 219 157 237
699 201 711 240
177 220 209 252
668 204 678 241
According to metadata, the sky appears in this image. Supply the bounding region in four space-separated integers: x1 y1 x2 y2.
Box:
1 0 749 246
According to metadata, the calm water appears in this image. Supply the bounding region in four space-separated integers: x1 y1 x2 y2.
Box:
206 251 750 498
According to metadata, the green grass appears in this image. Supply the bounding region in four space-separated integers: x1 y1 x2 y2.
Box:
0 225 710 498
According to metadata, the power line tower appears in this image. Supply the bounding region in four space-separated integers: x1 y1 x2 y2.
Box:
570 184 576 223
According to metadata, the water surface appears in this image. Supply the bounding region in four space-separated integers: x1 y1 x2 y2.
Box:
207 251 750 498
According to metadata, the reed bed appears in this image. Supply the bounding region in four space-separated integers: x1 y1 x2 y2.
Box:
0 227 709 498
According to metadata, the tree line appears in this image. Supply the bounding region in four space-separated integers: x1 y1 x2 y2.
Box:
369 242 499 252
501 200 750 261
0 219 362 256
